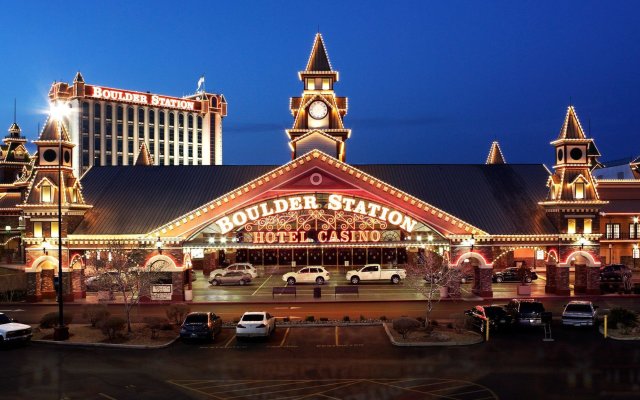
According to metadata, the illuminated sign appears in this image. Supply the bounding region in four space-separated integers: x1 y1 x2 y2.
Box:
86 85 198 111
253 230 382 244
215 194 417 234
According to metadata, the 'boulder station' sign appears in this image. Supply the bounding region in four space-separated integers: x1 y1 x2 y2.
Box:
215 194 418 237
86 85 199 112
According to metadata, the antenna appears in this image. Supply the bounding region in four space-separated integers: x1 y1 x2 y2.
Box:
317 24 320 33
588 118 591 136
569 96 572 107
13 98 16 123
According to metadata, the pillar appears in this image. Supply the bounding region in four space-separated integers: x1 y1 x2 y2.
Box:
203 252 217 277
61 271 74 302
555 265 570 296
545 264 556 294
586 266 601 295
72 268 86 299
171 271 185 301
447 269 461 298
26 271 42 302
574 264 587 294
41 269 56 299
472 266 493 297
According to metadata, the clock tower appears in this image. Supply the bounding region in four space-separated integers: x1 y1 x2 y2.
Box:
287 33 349 161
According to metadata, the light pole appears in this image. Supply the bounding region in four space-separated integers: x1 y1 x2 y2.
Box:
469 233 475 253
50 103 68 341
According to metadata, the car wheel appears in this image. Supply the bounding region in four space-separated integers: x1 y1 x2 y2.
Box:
350 276 360 285
316 277 325 285
525 277 532 283
211 280 219 286
287 277 296 285
496 276 503 283
391 275 400 284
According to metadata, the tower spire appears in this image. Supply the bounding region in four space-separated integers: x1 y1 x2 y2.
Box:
485 141 506 164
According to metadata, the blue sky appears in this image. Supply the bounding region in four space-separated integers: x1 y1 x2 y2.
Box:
2 1 640 167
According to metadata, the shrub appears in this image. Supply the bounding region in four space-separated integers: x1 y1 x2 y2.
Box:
380 316 388 321
319 317 329 322
166 303 191 325
40 312 73 329
446 322 454 329
283 317 290 323
609 307 639 329
143 316 172 339
305 315 315 322
343 316 350 322
101 316 126 340
82 304 110 328
430 319 439 327
393 317 421 339
359 315 366 321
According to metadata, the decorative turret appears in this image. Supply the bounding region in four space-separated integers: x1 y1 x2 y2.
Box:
135 142 154 166
287 33 349 161
0 102 31 184
485 141 506 164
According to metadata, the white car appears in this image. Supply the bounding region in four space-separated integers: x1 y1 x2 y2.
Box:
282 266 330 285
236 311 276 339
0 312 32 344
345 264 406 284
209 263 258 280
562 301 598 327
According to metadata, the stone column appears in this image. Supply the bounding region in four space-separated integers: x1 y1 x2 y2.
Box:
586 266 601 295
574 264 587 294
472 266 493 298
555 266 570 296
41 269 56 299
203 252 216 277
26 271 41 302
171 271 185 301
545 264 556 294
72 268 85 299
61 271 74 302
446 270 461 298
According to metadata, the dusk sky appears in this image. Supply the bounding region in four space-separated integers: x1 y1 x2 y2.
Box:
2 1 640 167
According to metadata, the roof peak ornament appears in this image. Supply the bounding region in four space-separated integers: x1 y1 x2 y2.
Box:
486 141 506 164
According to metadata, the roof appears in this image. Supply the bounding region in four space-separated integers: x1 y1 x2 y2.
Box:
602 200 640 214
0 193 22 210
36 116 71 142
305 33 333 72
75 163 556 236
557 106 586 140
486 141 506 164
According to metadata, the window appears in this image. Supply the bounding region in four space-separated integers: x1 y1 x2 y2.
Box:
583 219 592 234
34 222 42 238
306 79 315 90
71 187 78 203
51 222 59 238
605 223 621 239
630 224 638 239
634 246 640 259
567 219 576 234
322 78 330 90
574 182 585 199
41 184 52 203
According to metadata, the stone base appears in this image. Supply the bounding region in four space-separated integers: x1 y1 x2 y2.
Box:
26 295 42 302
473 289 493 298
555 288 571 296
73 291 86 300
586 288 601 295
63 293 75 302
41 291 56 299
171 293 184 301
545 285 555 293
574 286 587 294
53 326 69 341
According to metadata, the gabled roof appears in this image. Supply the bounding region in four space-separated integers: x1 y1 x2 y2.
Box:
7 122 21 137
75 161 556 236
290 130 341 144
135 142 154 166
557 106 586 140
35 116 71 142
486 141 506 164
73 71 84 83
305 33 333 72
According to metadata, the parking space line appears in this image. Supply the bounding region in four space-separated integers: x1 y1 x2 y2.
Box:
280 328 291 347
167 380 225 400
335 326 339 346
252 275 272 296
98 394 117 400
224 334 236 348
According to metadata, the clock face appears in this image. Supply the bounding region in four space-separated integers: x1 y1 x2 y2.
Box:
309 101 328 120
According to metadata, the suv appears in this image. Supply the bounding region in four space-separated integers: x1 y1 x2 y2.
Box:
465 305 513 332
562 301 598 327
0 313 32 345
180 312 222 341
600 264 632 291
505 299 546 327
282 266 330 285
210 263 258 279
493 267 538 283
209 271 253 286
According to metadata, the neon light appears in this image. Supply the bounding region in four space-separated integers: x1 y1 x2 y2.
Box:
87 85 197 111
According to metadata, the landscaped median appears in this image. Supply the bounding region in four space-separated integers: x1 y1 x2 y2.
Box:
599 307 640 341
382 317 483 346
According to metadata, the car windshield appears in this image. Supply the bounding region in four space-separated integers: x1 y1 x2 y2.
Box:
565 304 592 313
242 314 265 322
0 314 10 324
485 307 504 318
184 314 207 324
520 303 544 313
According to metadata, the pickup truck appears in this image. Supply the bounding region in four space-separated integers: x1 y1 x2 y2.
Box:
0 312 32 345
346 264 406 284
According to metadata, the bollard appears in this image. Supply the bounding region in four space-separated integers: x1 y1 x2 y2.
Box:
485 318 490 342
604 314 608 339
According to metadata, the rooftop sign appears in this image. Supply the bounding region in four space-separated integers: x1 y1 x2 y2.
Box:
85 85 199 112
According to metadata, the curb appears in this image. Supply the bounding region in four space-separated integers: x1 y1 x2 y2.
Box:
599 326 640 341
222 322 383 329
32 335 180 349
382 322 483 347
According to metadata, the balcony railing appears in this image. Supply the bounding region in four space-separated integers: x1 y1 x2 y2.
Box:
602 232 640 240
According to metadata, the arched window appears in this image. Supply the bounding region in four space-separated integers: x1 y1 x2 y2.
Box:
41 183 52 203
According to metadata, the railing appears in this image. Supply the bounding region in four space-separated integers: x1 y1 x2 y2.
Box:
602 232 640 240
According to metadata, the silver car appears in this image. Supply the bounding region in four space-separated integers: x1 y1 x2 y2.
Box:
209 271 252 286
562 301 598 327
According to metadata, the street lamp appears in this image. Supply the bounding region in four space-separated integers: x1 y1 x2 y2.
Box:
156 237 163 254
469 233 475 253
50 102 69 341
42 238 49 256
578 234 587 251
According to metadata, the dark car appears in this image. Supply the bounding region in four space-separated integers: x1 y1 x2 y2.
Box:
180 312 222 342
600 264 632 291
492 267 538 283
465 305 513 332
505 299 546 327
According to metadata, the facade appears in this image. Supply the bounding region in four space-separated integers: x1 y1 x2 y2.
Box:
5 33 640 302
48 73 228 176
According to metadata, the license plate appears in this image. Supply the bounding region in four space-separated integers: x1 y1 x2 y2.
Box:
191 333 197 337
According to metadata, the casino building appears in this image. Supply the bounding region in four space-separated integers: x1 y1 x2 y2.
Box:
5 33 639 302
48 74 227 177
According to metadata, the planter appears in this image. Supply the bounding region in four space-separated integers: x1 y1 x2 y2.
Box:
517 285 531 296
439 286 449 298
184 289 193 301
97 290 114 301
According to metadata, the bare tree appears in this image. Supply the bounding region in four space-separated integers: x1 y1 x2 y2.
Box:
404 251 460 327
85 243 166 333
